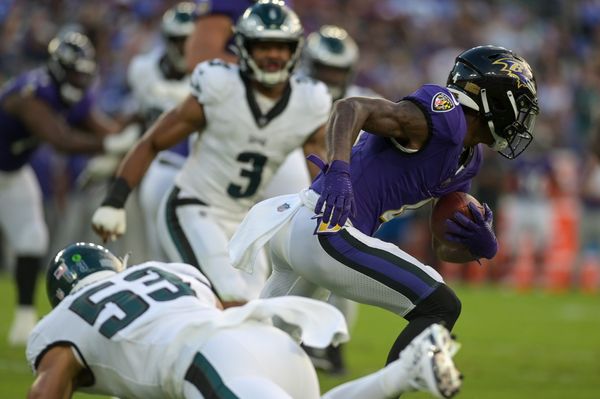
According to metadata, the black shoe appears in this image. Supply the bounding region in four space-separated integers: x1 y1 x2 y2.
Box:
325 344 347 376
302 343 347 376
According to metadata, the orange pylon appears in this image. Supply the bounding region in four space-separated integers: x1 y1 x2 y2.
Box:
511 234 536 292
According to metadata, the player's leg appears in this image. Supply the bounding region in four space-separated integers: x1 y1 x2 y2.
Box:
261 236 331 302
157 186 267 306
183 322 320 399
385 283 461 364
322 324 461 399
269 206 461 395
138 153 184 261
0 166 48 345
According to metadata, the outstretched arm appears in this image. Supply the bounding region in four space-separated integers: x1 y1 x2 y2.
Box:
114 94 205 190
28 345 84 399
92 95 206 242
4 93 105 154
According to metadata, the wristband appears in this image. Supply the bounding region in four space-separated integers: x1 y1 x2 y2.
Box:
101 177 131 208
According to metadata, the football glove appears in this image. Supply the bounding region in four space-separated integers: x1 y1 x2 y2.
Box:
91 206 126 243
315 160 355 228
444 202 498 259
103 124 141 155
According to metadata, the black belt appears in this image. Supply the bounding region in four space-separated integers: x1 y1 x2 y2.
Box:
171 186 208 207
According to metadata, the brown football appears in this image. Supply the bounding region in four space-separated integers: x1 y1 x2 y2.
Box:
430 192 485 248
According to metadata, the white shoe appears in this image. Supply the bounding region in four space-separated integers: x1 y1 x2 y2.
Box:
8 306 37 346
407 324 462 398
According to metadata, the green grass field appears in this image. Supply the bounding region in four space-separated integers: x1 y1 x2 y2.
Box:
1 272 599 399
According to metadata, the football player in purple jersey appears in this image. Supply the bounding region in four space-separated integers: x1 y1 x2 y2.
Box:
231 45 539 398
0 31 137 345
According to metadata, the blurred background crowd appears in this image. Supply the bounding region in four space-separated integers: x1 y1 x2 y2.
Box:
2 0 600 293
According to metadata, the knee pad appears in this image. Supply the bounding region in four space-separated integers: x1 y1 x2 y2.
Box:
408 284 462 330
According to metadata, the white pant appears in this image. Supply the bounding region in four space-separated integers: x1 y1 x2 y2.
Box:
139 152 185 261
263 204 445 316
157 186 269 302
262 148 310 199
182 321 320 399
0 166 48 255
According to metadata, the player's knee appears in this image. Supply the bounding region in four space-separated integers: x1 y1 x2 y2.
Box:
408 284 462 330
438 285 462 328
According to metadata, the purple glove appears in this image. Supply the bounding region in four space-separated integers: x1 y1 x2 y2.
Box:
444 202 498 259
315 160 355 227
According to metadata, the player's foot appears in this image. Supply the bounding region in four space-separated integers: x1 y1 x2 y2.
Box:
407 324 462 398
8 306 37 346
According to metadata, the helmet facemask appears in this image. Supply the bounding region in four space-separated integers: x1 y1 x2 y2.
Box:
481 88 539 159
165 36 189 74
47 32 96 105
161 2 196 75
237 38 303 86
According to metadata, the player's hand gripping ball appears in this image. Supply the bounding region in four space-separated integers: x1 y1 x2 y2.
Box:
430 192 498 259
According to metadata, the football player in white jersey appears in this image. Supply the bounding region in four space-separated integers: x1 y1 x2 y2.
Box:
128 2 197 261
27 242 458 399
91 1 331 307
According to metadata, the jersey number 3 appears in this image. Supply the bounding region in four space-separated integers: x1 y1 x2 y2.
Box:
69 267 194 338
227 152 267 198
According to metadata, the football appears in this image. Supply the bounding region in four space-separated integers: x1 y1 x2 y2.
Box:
430 192 485 248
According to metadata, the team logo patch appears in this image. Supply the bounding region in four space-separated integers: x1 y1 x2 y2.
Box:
277 202 291 212
431 92 455 112
54 261 75 283
492 57 536 94
53 263 67 280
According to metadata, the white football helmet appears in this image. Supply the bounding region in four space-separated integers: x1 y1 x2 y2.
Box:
234 0 304 86
304 25 359 100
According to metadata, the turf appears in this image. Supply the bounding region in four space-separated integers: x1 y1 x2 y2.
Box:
1 272 599 398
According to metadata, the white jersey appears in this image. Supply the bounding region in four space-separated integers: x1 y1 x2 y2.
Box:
175 60 331 219
27 262 349 399
27 262 219 399
128 48 190 122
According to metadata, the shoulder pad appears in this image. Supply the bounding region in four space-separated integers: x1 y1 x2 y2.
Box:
190 59 237 105
291 74 332 118
405 84 465 145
